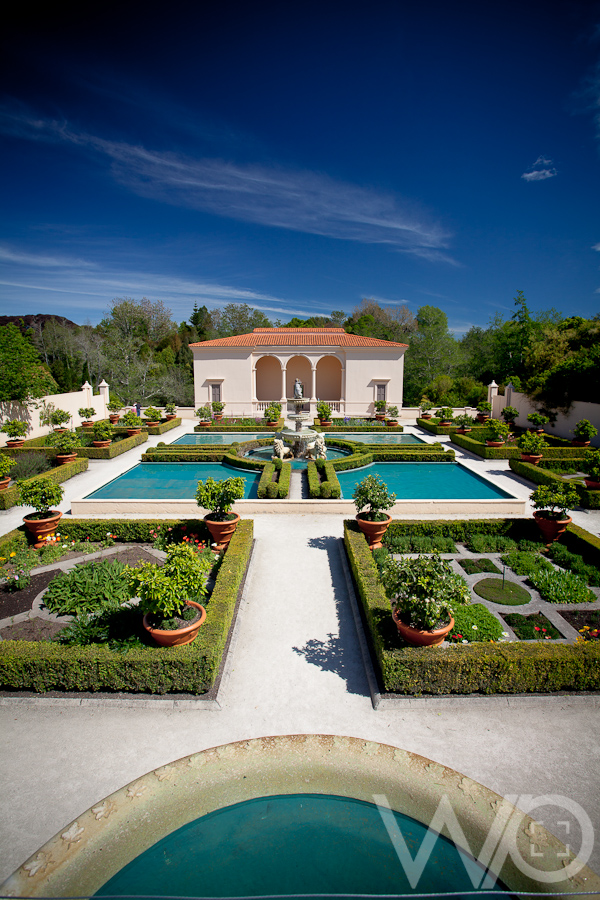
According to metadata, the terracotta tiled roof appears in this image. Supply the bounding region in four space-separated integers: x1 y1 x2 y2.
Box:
190 327 408 349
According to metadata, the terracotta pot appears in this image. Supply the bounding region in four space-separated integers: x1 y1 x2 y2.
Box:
420 413 432 420
109 414 120 424
213 414 223 422
439 420 453 427
533 511 572 545
5 439 24 449
126 428 142 437
23 511 62 548
144 421 160 428
143 600 206 647
0 476 10 491
584 479 600 491
572 440 591 447
204 512 240 551
356 513 392 551
92 440 112 448
393 609 455 647
375 414 386 421
165 414 177 421
53 428 68 434
267 422 279 428
476 413 489 422
81 421 94 428
198 421 211 428
386 420 398 427
319 419 332 427
456 427 471 434
55 453 78 465
486 440 505 447
520 453 543 465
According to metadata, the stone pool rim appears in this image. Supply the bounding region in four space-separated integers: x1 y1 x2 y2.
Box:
2 734 596 897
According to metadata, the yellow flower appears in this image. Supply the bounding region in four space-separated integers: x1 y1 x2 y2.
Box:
9 552 16 558
0 556 5 563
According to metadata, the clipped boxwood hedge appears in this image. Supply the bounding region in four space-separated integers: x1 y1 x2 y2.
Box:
0 519 253 695
344 517 600 695
452 432 587 460
509 457 600 510
194 421 283 432
0 456 89 511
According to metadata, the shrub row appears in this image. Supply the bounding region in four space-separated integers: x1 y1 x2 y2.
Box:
315 459 341 498
306 461 321 498
194 421 282 432
277 461 292 498
382 517 539 545
0 519 253 694
452 432 587 460
344 518 600 695
142 449 227 462
317 424 404 432
330 451 374 472
0 457 89 511
509 458 600 510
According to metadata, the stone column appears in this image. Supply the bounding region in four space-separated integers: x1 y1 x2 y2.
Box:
98 380 109 417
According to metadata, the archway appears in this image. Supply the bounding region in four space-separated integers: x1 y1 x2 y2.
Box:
285 356 312 399
255 356 282 401
316 356 342 401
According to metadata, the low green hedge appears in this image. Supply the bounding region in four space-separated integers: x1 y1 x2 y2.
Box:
330 451 374 471
314 459 341 498
316 421 404 432
0 519 253 695
307 461 321 498
452 432 587 460
257 463 275 498
277 461 292 498
383 517 538 546
344 518 600 695
146 418 182 434
0 457 89 510
508 458 600 510
3 432 148 461
194 421 283 432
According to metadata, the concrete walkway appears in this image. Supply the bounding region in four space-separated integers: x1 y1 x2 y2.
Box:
1 424 600 884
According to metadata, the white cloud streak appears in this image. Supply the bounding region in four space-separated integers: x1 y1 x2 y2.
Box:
521 155 557 182
0 109 454 262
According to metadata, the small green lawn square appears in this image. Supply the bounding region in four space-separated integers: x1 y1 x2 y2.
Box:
473 577 531 605
459 558 501 575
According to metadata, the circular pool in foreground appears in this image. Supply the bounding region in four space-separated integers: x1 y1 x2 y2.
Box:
3 735 597 899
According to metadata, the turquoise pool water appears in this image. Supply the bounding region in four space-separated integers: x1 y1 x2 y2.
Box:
334 432 425 444
337 462 511 500
85 462 261 500
95 793 503 898
247 445 350 468
173 432 267 445
172 431 425 445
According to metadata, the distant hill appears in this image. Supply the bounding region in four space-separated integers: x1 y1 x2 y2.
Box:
0 314 80 333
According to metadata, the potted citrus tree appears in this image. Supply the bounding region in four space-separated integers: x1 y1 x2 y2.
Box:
1 419 28 448
419 398 433 420
142 406 162 427
353 473 396 550
78 407 96 428
581 451 600 490
0 454 14 490
485 418 510 447
127 542 212 646
121 410 142 436
195 405 212 427
476 401 491 423
501 405 519 427
374 400 387 420
435 407 454 427
16 477 64 547
572 419 597 447
317 401 332 426
381 553 470 647
264 402 281 427
49 408 71 432
527 412 549 433
46 429 80 464
454 413 474 434
212 400 226 421
385 405 399 426
164 401 178 420
106 397 123 424
196 475 246 550
92 419 113 447
517 430 548 464
530 483 578 545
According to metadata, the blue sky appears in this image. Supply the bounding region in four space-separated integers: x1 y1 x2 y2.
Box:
1 0 599 334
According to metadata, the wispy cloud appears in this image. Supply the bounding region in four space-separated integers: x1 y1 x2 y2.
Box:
521 156 557 182
592 243 600 251
0 108 455 262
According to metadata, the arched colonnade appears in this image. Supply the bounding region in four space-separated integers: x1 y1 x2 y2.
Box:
254 353 344 411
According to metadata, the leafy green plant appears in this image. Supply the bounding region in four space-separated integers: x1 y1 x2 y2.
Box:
459 558 501 575
572 419 597 441
17 477 64 517
485 419 510 442
49 408 71 427
1 420 28 439
353 473 396 521
386 405 399 418
503 612 563 640
211 400 225 414
374 400 387 413
384 532 457 553
419 397 433 413
528 567 596 604
501 550 553 577
501 406 519 424
195 405 212 420
43 558 131 616
263 403 281 423
527 412 549 428
127 542 212 621
477 401 491 413
196 476 245 520
317 401 332 420
464 533 517 553
0 455 14 478
93 420 114 441
164 401 177 415
530 483 578 519
106 397 123 413
517 431 548 455
381 553 470 630
454 414 475 429
46 430 80 453
142 406 162 421
435 407 454 421
3 451 49 480
547 543 600 586
450 604 504 642
78 407 96 420
581 451 600 482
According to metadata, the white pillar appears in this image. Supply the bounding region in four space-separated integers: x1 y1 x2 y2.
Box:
488 380 498 404
281 364 287 402
98 379 109 417
81 381 93 405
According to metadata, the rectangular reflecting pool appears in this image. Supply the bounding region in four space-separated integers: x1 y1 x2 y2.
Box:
172 433 268 445
85 462 261 500
331 432 426 444
336 462 512 500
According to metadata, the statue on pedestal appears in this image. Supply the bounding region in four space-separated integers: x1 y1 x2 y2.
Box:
293 379 303 399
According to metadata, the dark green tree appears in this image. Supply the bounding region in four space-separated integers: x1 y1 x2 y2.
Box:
0 323 58 402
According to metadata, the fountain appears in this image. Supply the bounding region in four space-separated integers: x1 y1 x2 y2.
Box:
275 379 326 460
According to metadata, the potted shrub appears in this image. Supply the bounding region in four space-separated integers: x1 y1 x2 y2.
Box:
517 430 548 464
530 483 578 545
316 401 332 426
485 418 510 447
46 429 80 464
121 410 142 435
454 413 475 434
476 401 491 423
142 406 162 427
0 454 14 490
196 475 246 550
212 400 226 421
419 398 433 420
49 408 71 432
264 402 281 426
381 554 471 647
501 405 519 427
195 405 212 427
78 407 96 427
106 397 123 424
1 419 28 448
385 405 399 426
127 543 212 646
374 399 387 420
92 420 114 447
572 419 597 447
16 477 64 547
527 412 549 433
581 451 600 490
164 401 178 420
435 407 454 427
353 473 396 550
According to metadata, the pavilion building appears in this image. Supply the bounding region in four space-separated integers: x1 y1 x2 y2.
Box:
190 327 408 419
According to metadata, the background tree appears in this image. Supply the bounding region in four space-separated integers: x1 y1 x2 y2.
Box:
0 323 58 402
404 306 463 404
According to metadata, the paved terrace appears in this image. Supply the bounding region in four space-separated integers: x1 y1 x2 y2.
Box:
1 422 599 884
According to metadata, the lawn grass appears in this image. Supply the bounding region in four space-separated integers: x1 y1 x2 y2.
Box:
459 558 501 575
473 578 531 605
